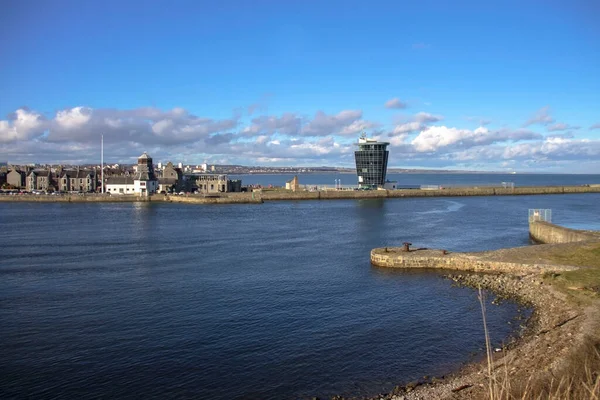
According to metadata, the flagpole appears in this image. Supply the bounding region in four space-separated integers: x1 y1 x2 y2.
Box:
101 134 104 193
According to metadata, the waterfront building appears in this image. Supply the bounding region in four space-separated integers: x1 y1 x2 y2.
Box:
7 169 26 188
105 152 158 195
193 173 242 194
354 133 389 189
26 169 54 192
158 162 183 193
105 176 135 194
133 152 158 196
285 176 300 192
58 169 96 192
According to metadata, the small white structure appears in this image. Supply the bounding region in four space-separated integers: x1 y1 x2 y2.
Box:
382 181 398 190
106 177 135 194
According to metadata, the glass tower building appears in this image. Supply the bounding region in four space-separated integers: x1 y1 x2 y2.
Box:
354 134 390 189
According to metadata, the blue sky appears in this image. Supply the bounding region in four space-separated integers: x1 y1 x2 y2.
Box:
1 0 599 172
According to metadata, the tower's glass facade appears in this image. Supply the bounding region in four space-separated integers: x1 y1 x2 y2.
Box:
354 136 389 189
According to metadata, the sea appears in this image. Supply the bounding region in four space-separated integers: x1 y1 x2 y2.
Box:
2 174 600 399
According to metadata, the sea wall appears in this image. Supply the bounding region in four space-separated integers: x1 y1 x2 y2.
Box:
1 185 599 204
370 248 575 275
160 194 263 204
259 185 600 201
0 194 149 203
529 220 600 244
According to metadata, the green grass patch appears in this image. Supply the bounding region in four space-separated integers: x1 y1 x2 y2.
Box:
542 244 600 302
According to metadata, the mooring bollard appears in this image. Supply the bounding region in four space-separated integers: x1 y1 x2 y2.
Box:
402 242 412 252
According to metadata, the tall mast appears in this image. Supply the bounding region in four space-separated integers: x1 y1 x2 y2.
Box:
101 134 104 193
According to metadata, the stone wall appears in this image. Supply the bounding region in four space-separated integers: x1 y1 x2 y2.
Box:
370 248 575 275
2 185 599 204
529 220 600 244
161 194 263 204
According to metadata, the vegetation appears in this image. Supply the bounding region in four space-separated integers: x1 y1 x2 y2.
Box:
479 287 600 400
543 243 600 303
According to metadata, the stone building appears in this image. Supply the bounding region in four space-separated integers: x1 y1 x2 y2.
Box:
26 170 54 192
285 175 300 192
7 169 26 188
133 152 158 195
158 162 183 193
58 169 97 192
105 152 158 196
194 174 242 194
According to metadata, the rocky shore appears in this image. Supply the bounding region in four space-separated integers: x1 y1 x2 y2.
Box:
356 238 600 400
336 270 595 400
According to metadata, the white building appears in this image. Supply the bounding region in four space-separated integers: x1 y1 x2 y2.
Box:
105 152 158 196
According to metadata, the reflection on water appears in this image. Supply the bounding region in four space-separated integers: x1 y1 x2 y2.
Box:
1 194 600 399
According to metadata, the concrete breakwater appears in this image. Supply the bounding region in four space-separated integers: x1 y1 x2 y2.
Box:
257 184 600 201
1 184 599 204
529 220 600 244
0 194 264 204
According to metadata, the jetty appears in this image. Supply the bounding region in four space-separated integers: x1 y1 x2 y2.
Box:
1 184 600 204
367 217 600 400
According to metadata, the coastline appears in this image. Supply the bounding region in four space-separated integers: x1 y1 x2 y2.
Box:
362 233 600 399
1 184 600 205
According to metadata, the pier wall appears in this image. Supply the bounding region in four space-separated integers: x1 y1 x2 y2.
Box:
1 185 599 204
529 220 600 244
370 248 575 274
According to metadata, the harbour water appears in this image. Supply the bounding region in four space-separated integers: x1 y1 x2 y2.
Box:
2 192 600 399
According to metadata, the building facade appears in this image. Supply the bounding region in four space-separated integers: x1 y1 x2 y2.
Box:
26 170 53 192
7 169 26 188
58 169 96 192
134 152 158 196
104 152 158 195
157 162 183 193
354 134 389 189
105 176 135 194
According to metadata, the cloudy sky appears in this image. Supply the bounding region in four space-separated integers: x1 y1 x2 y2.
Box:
1 0 599 172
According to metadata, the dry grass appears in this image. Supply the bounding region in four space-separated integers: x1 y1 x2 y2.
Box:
479 287 600 400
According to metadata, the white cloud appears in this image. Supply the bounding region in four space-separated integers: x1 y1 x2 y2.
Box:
411 126 542 152
0 108 46 143
384 98 407 109
523 106 554 127
414 112 443 123
1 103 598 171
547 122 579 132
300 110 363 136
589 123 600 130
55 106 92 129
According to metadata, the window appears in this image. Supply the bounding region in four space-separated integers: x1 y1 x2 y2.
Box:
210 184 214 190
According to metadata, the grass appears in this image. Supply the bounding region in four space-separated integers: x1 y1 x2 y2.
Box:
479 286 600 400
542 243 600 303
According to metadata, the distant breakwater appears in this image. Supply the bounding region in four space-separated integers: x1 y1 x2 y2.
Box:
1 184 599 204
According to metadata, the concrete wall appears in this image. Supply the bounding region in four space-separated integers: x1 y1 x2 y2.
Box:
529 221 600 244
2 184 600 204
